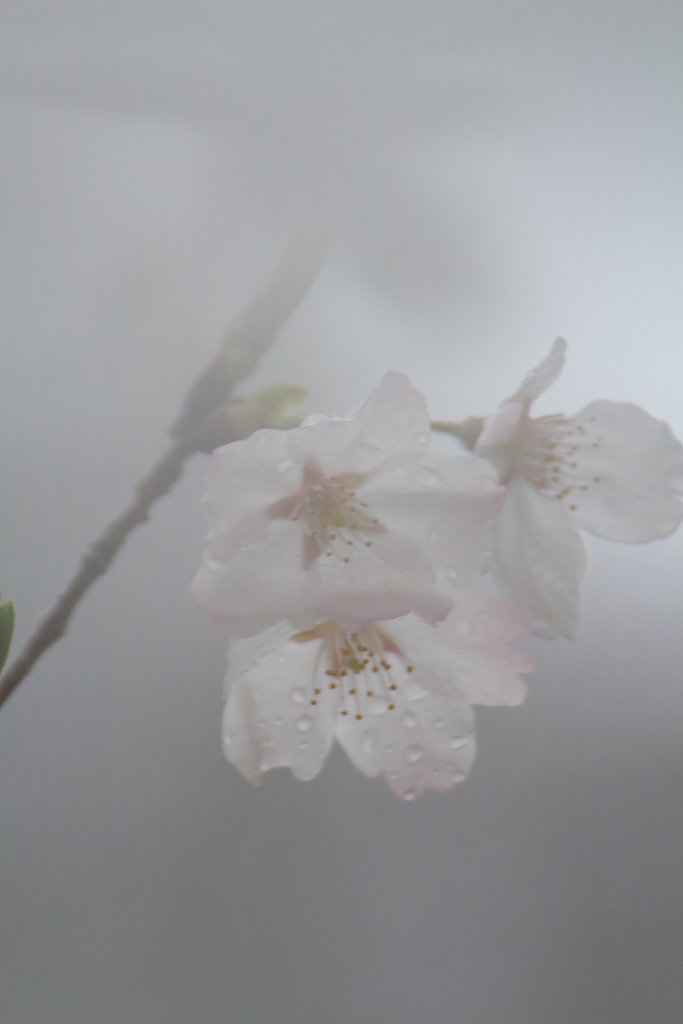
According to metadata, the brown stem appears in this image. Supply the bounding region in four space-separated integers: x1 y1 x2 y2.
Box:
0 438 194 710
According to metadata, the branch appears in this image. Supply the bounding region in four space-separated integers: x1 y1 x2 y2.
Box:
0 438 193 710
0 224 330 710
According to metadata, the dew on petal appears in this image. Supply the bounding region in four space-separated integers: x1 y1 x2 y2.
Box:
455 620 472 636
295 715 313 733
402 789 417 801
415 432 430 444
262 736 275 748
452 769 467 783
274 716 283 727
290 688 306 704
296 739 309 750
402 711 418 729
276 458 295 473
433 718 445 730
405 744 423 763
449 735 468 749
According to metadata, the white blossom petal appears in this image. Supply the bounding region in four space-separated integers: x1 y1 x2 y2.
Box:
193 373 498 636
562 400 683 542
380 595 531 707
366 452 500 579
223 623 340 783
335 686 476 800
512 336 567 404
493 476 587 639
285 371 430 478
202 429 298 559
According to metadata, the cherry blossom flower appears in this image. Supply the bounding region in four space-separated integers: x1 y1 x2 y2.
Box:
220 591 531 800
474 338 683 638
192 372 500 638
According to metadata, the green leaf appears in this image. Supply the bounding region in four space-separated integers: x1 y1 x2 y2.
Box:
0 600 15 674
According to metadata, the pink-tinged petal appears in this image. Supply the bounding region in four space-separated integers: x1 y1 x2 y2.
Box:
493 476 587 639
512 337 567 404
342 371 433 475
191 518 448 638
562 400 683 542
380 596 531 707
335 686 476 800
202 429 298 558
283 373 430 479
222 623 340 783
318 588 451 631
476 401 523 450
191 520 322 637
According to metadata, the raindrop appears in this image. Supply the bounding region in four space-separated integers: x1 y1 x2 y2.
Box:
452 769 466 783
402 711 418 729
449 735 468 749
433 718 445 730
274 716 283 727
455 620 472 637
276 458 294 473
296 739 309 750
262 736 275 748
295 715 313 733
360 729 377 755
416 432 430 444
405 744 423 763
290 688 306 704
402 789 417 802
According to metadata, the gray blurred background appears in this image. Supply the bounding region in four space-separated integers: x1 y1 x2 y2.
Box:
1 3 682 1022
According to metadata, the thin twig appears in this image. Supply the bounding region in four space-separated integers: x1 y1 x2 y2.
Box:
0 439 194 710
0 224 330 710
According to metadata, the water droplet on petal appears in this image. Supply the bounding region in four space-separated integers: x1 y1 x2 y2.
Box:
452 769 466 783
262 736 275 748
290 688 306 704
274 716 283 727
416 432 430 444
296 739 309 750
360 729 377 755
368 696 389 715
402 712 418 729
455 620 472 636
449 735 468 749
405 744 423 763
433 718 445 730
295 715 313 733
277 458 294 473
402 789 417 801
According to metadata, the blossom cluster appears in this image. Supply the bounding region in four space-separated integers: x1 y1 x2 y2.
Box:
192 346 683 799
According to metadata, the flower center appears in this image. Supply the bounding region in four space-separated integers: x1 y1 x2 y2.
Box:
515 414 604 510
291 621 415 719
267 459 384 568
